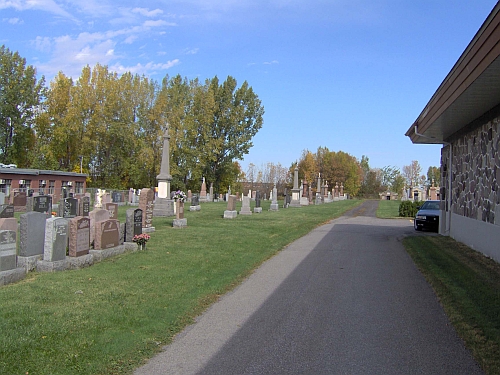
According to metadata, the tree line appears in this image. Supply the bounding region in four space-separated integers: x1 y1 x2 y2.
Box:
243 148 441 198
0 45 264 193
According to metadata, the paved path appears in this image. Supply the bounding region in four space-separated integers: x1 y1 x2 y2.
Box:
135 201 484 375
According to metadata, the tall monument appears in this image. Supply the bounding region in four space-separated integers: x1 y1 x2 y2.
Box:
290 166 301 207
153 125 175 217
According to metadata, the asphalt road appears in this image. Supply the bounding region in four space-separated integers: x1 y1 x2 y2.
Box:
135 200 484 375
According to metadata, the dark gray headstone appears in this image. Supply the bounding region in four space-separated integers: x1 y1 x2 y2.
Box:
44 217 68 262
255 191 261 208
133 209 143 236
19 212 47 257
79 196 90 217
33 195 52 216
0 205 14 218
191 195 199 206
0 230 17 271
125 208 143 242
63 197 78 218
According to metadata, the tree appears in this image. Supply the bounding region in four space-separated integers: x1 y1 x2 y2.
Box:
427 166 441 187
0 45 45 167
403 160 422 187
297 146 362 197
203 76 264 192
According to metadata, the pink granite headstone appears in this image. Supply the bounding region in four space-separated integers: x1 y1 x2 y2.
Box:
94 219 119 250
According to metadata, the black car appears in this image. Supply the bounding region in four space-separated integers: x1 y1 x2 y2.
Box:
414 200 440 231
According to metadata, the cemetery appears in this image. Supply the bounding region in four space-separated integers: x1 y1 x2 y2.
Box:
0 193 359 374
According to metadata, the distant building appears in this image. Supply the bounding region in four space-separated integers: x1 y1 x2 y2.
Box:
0 167 87 204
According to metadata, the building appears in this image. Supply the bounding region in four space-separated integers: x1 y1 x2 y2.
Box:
0 167 87 204
405 2 500 262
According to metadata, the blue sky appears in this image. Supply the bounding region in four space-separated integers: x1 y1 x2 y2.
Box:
1 0 498 178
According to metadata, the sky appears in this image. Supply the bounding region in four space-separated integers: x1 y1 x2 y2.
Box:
1 0 498 178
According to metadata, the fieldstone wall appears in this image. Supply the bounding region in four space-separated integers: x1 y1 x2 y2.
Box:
442 115 500 225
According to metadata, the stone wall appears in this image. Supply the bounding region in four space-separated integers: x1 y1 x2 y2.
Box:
442 115 500 225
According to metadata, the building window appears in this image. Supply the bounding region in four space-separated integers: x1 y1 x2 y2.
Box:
48 180 55 195
75 181 84 194
1 179 11 196
39 180 47 195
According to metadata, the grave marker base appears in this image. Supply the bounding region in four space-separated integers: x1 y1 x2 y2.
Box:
224 210 237 219
17 255 43 272
0 268 26 286
173 218 187 228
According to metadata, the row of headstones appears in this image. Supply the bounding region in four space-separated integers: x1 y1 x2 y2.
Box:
0 207 144 274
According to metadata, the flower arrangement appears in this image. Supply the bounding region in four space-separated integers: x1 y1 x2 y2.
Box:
132 233 150 246
173 190 187 203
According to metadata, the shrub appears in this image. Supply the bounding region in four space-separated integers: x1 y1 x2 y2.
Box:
399 200 421 217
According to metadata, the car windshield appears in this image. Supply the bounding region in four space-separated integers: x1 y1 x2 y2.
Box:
421 201 440 210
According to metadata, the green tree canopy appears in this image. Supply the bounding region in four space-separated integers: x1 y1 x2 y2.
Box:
0 45 45 167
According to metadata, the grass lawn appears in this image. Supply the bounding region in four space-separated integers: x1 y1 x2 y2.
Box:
403 235 500 375
376 199 401 218
0 199 361 375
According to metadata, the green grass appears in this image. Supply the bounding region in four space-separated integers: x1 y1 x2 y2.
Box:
0 199 361 375
403 235 500 375
376 199 401 218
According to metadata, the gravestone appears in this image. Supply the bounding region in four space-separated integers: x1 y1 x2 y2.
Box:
270 185 279 211
209 183 214 202
69 217 90 257
89 208 110 245
112 191 122 203
0 230 17 271
79 196 90 217
139 188 154 228
94 219 120 250
224 195 238 219
62 197 78 218
190 195 201 211
200 177 207 202
13 191 27 212
19 212 46 257
283 189 289 208
105 202 118 220
254 191 262 213
0 205 14 218
173 201 187 228
33 195 52 216
239 195 252 215
44 217 68 262
125 208 143 242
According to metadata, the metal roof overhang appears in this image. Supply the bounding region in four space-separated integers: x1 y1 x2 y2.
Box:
406 2 500 144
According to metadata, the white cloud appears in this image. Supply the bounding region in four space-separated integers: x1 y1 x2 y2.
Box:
110 59 180 75
143 19 172 28
263 60 279 65
3 17 24 24
184 48 199 55
33 36 51 52
0 0 76 21
123 35 137 44
132 7 163 18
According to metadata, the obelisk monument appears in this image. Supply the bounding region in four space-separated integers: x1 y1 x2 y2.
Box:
153 125 175 217
290 166 301 207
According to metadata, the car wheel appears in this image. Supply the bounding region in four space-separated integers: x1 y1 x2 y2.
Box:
414 220 422 231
